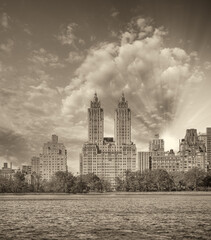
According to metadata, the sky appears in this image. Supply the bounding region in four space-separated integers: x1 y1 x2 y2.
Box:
0 0 211 173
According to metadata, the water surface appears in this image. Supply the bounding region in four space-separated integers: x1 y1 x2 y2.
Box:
0 193 210 239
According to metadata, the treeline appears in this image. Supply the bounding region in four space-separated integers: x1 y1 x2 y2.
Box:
116 168 211 191
0 168 211 193
0 171 112 193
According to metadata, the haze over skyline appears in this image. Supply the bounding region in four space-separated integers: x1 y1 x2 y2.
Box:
0 0 211 172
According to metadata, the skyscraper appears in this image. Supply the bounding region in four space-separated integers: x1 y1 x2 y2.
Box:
39 135 67 181
207 127 211 168
114 93 131 146
80 93 136 187
88 93 104 145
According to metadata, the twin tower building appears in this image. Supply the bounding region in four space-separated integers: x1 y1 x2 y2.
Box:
80 93 136 186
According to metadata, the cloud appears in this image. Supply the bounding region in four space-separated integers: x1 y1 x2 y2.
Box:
61 17 205 149
0 39 14 53
23 26 32 35
0 127 31 167
29 48 64 68
66 51 84 63
57 23 77 46
1 12 10 29
111 8 119 18
56 23 85 48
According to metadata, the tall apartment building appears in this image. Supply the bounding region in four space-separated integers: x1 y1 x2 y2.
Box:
179 129 207 172
114 93 131 146
80 93 136 187
207 128 211 168
88 93 104 145
40 135 67 181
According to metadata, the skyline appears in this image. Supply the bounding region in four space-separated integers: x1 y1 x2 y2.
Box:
0 0 211 172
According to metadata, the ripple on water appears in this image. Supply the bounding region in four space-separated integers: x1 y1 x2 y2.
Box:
0 194 211 240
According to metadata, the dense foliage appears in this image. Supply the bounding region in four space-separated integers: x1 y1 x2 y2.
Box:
0 168 211 193
115 168 211 191
0 172 112 193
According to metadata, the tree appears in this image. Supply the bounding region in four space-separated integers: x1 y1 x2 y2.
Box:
184 168 206 190
170 172 186 191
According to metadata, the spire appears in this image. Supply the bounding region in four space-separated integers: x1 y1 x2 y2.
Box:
91 92 100 108
121 92 125 102
118 92 128 108
94 92 98 102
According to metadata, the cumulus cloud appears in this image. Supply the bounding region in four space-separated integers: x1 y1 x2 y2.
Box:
61 17 205 147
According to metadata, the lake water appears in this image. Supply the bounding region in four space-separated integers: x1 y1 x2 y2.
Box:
0 193 210 240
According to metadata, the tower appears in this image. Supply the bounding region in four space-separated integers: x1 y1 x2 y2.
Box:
88 93 104 145
114 93 131 146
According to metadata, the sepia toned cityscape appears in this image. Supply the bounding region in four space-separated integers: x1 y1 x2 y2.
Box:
0 1 211 239
1 92 211 190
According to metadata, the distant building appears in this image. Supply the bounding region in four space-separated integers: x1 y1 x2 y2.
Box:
149 134 164 152
80 93 136 187
137 152 152 172
198 133 207 150
138 129 208 173
138 134 165 172
152 150 181 172
22 165 32 174
0 162 15 178
207 127 211 168
179 129 207 172
39 135 67 181
31 156 40 175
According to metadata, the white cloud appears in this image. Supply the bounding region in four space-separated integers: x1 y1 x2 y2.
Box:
0 39 14 53
61 17 206 149
1 12 10 29
29 48 64 68
111 9 119 18
66 51 84 63
57 23 78 46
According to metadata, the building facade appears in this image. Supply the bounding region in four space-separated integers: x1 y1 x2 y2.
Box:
207 127 211 168
0 162 15 178
152 150 181 172
22 165 32 174
39 135 67 181
179 129 207 172
138 135 165 172
149 134 164 152
137 152 152 172
138 129 208 173
31 156 40 175
80 93 136 187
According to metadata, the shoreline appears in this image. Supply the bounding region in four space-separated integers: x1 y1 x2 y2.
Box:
0 191 211 196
